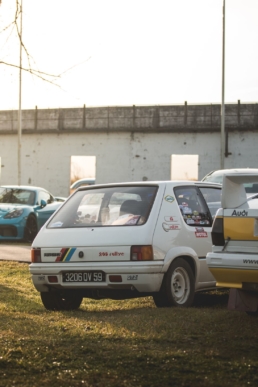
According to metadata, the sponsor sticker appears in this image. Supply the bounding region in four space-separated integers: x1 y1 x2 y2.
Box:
186 219 195 224
50 221 63 228
195 227 208 238
162 223 181 232
183 207 192 214
164 195 175 203
164 216 178 222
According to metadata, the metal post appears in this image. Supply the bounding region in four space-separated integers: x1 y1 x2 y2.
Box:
17 0 23 185
220 0 225 169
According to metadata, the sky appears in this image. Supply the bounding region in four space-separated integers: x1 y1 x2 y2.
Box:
0 0 258 110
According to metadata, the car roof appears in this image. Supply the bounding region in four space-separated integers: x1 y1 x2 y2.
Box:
70 178 95 188
0 185 48 191
204 168 258 177
76 180 221 190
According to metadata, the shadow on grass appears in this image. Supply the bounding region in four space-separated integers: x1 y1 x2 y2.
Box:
0 283 41 311
193 289 229 308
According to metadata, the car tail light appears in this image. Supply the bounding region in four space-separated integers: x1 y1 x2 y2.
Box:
211 217 225 246
31 248 41 263
48 276 58 283
130 246 153 261
109 275 122 282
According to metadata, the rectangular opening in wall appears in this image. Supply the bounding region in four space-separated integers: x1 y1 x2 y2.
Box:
171 155 199 181
70 156 96 193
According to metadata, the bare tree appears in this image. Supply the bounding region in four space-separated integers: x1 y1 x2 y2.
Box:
0 0 60 85
0 0 91 86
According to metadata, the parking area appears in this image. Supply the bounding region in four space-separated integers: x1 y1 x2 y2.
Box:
0 244 30 263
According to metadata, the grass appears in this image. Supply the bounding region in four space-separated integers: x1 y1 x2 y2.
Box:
1 261 258 387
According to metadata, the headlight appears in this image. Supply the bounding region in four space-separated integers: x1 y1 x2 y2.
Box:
4 209 24 219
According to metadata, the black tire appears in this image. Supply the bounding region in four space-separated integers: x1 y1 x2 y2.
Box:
41 291 83 311
24 215 38 242
153 258 195 308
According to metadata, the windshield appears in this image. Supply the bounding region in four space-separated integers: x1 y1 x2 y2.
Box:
203 175 223 184
203 175 258 195
48 186 158 228
0 188 35 205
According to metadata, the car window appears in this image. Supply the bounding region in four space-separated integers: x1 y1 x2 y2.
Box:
199 187 222 218
174 186 219 227
38 191 54 205
202 174 223 184
48 186 158 228
0 188 35 205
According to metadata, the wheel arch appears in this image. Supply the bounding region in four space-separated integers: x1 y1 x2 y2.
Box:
27 212 38 222
161 246 200 284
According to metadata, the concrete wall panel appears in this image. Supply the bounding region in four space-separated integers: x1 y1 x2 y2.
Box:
0 104 257 197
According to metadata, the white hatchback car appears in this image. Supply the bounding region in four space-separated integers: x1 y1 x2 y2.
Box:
30 181 221 311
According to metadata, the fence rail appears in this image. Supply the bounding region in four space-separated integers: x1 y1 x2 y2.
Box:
0 102 257 133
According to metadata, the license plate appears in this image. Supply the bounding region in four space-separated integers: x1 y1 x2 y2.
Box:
62 271 105 283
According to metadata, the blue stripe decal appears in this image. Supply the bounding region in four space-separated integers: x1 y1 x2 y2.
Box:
65 248 76 261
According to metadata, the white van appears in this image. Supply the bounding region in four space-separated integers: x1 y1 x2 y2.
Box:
29 181 221 311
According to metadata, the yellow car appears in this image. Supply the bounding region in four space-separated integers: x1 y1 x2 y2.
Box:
207 172 258 314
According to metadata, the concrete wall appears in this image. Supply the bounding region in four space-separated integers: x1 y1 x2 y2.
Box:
1 103 258 132
0 103 257 197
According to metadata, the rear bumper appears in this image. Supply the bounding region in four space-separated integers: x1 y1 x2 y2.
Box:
29 261 164 293
207 252 258 288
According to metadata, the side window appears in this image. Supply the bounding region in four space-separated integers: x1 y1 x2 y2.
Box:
38 191 54 205
199 187 221 219
174 186 212 227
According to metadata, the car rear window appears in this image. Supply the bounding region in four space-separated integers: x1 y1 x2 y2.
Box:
174 186 221 226
48 186 158 228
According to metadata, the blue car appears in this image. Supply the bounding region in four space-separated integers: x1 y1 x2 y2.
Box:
0 185 65 242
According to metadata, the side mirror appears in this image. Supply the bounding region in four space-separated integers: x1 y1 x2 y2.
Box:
40 199 47 208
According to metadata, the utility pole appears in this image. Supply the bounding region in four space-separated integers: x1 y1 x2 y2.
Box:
17 0 23 185
220 0 225 169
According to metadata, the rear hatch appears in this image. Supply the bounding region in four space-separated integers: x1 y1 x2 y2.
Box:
220 173 258 253
32 184 164 263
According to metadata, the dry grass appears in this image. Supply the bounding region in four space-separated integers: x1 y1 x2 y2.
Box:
0 261 258 387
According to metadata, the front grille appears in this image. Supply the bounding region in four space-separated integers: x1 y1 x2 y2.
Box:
0 225 18 237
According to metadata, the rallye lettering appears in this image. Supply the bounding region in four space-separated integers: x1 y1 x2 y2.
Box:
99 251 125 256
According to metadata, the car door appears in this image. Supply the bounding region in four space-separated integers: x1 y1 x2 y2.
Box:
173 185 221 283
36 190 56 228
